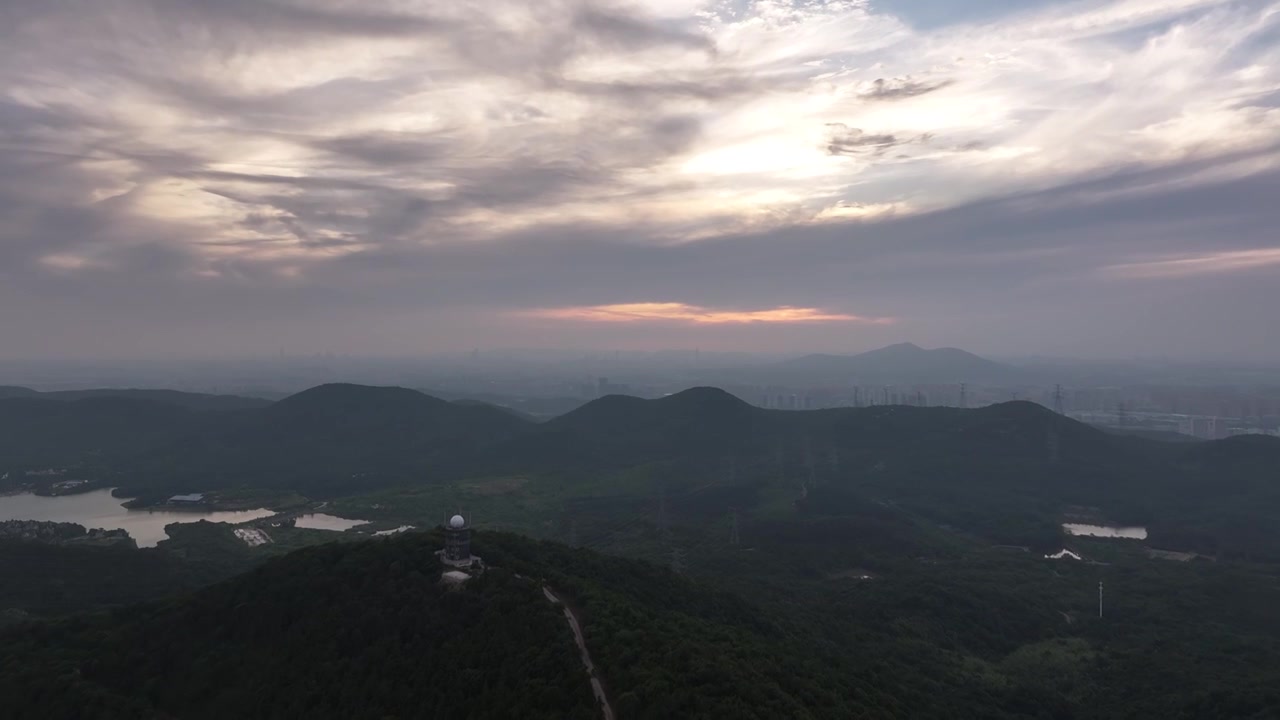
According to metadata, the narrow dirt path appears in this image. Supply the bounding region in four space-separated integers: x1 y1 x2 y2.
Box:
543 585 616 720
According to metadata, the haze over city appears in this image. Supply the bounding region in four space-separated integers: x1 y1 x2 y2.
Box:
3 0 1279 361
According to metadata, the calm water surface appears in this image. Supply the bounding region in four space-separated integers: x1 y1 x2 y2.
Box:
1063 523 1147 539
294 513 369 532
0 489 273 547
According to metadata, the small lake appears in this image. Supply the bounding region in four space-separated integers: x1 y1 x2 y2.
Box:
1063 523 1147 540
373 525 414 536
0 489 273 548
294 513 369 532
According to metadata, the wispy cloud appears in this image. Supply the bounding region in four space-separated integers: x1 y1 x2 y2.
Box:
525 303 894 325
1103 248 1280 278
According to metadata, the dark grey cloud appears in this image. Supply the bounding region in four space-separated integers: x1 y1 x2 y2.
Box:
3 151 1279 359
859 77 954 100
311 132 451 167
572 6 715 53
825 124 932 156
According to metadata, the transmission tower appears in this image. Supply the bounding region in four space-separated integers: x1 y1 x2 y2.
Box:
1117 402 1128 428
1053 384 1065 415
960 383 968 409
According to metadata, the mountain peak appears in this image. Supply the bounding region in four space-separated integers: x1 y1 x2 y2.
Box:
771 343 1012 384
659 386 749 406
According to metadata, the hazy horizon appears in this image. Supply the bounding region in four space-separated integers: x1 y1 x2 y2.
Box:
5 340 1280 373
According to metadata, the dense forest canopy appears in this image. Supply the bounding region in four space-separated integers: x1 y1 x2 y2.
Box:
3 383 1280 717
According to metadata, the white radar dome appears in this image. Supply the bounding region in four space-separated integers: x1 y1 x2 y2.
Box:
449 515 466 529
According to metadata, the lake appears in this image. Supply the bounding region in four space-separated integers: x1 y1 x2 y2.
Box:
0 489 274 548
1063 523 1147 540
294 513 369 532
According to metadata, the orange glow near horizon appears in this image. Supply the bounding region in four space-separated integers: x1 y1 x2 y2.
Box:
526 302 896 325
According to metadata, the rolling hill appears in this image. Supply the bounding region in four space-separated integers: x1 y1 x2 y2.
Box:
3 382 1278 558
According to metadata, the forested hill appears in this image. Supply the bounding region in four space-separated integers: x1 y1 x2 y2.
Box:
0 384 535 494
0 531 877 720
137 384 533 493
0 532 598 720
4 383 1280 557
9 526 1280 719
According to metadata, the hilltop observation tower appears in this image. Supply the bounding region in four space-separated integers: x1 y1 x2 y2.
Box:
437 513 483 572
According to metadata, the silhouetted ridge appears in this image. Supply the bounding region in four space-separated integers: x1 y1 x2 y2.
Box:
655 386 753 414
0 386 267 411
0 396 195 468
270 383 447 414
131 384 534 494
1181 433 1280 466
768 342 1016 384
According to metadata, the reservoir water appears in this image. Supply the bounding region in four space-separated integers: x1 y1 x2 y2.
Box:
1063 523 1147 540
0 489 273 548
294 513 369 532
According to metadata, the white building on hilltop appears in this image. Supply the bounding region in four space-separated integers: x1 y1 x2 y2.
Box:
436 513 483 573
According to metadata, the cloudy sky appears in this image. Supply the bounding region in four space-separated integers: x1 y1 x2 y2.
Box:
3 0 1279 360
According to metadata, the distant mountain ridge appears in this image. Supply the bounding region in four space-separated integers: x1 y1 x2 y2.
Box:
0 386 269 411
772 342 1017 384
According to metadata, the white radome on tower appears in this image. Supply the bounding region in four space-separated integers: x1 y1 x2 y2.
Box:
449 514 465 529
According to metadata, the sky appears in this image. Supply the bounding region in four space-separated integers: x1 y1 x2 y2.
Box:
2 0 1279 361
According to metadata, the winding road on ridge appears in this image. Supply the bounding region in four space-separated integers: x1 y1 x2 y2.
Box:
543 585 616 720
